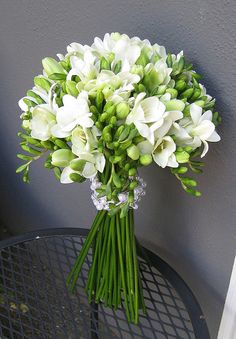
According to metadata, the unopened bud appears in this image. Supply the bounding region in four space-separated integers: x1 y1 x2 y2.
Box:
127 145 140 160
175 79 186 92
51 149 75 167
42 57 65 76
166 88 178 99
116 102 130 119
140 154 152 166
165 99 185 112
70 158 87 171
34 76 51 92
66 81 78 97
175 151 190 163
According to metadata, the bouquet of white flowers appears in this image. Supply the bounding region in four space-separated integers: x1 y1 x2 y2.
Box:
17 33 221 323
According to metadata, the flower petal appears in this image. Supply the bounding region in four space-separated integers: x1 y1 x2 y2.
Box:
190 103 202 125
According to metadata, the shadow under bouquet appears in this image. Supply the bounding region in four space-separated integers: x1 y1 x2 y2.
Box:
17 33 221 324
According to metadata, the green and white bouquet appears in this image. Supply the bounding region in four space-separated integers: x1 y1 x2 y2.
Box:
17 33 221 323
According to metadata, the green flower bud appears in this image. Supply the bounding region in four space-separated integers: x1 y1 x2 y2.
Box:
127 145 140 160
166 53 172 67
53 138 70 150
110 116 117 126
104 101 114 111
118 139 132 151
106 105 116 117
23 98 37 108
194 100 205 107
112 171 122 188
181 177 197 187
102 85 113 99
116 102 130 119
65 81 79 97
114 125 125 139
70 158 87 171
95 90 104 111
128 168 137 176
129 181 138 190
180 88 194 99
95 121 103 130
99 112 108 122
69 173 86 183
138 84 146 93
171 166 188 174
184 187 201 197
166 88 178 99
51 149 75 167
190 88 201 101
175 79 186 92
34 76 51 92
156 85 167 95
109 155 123 164
124 163 130 171
118 125 130 142
26 90 45 105
140 154 152 166
42 57 65 76
175 151 190 163
164 100 185 112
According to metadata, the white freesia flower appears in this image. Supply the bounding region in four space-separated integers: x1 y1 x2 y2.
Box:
154 110 183 140
126 93 166 144
51 91 94 138
152 136 178 168
30 105 56 141
71 126 100 156
61 151 105 183
67 50 99 81
93 33 141 72
173 103 220 157
144 59 172 88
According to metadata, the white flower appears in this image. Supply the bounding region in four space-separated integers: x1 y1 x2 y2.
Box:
126 93 166 144
154 110 183 140
51 91 94 138
92 33 141 72
173 103 220 157
30 105 56 141
67 50 99 81
152 136 178 168
71 126 100 156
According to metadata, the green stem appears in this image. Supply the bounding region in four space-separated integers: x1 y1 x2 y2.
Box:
117 215 131 322
67 210 106 291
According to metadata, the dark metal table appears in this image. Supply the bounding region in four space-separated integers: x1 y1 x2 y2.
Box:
0 228 209 339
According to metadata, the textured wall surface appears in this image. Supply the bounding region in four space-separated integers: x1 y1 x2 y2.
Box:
0 0 235 337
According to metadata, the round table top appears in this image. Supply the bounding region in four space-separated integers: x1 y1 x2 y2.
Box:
0 228 209 339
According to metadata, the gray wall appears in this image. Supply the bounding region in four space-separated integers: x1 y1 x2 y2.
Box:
0 0 235 337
